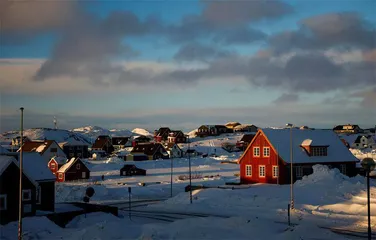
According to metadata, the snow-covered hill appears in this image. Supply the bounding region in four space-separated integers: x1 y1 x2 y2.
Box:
131 128 152 136
1 128 91 144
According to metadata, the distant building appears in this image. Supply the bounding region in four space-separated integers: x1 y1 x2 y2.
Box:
165 143 183 158
233 124 258 133
154 127 171 142
91 135 114 155
333 124 363 134
59 137 90 159
48 156 68 175
131 135 152 147
167 131 187 144
11 136 31 147
236 134 256 151
225 122 241 130
196 125 232 137
128 143 169 160
19 140 66 163
111 137 129 150
238 129 359 184
56 158 90 182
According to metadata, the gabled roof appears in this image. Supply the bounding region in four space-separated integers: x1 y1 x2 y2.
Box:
168 130 185 137
240 134 255 143
131 143 166 156
57 157 86 173
50 156 68 165
59 137 89 147
165 142 182 151
92 138 111 149
21 152 56 181
111 137 129 145
0 145 9 154
19 140 60 155
225 122 241 127
234 124 258 130
239 129 359 164
0 155 38 186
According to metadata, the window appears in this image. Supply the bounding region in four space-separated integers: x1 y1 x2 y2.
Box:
22 189 32 201
340 164 347 175
76 164 81 170
50 162 56 170
36 186 41 204
69 153 74 157
51 148 57 153
311 147 327 156
246 165 252 176
263 147 270 157
296 166 303 178
82 172 86 178
259 166 265 177
0 194 7 210
273 166 279 178
253 147 260 157
58 173 63 179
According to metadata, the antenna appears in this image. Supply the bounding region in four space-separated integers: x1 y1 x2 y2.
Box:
53 116 57 129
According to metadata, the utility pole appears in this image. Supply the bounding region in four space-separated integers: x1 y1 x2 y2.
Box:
187 135 192 204
286 123 294 210
18 107 24 240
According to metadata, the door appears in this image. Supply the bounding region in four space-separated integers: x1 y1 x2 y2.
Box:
82 172 86 178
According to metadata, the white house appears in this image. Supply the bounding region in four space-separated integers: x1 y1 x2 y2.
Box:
165 143 183 158
352 135 376 149
18 140 66 163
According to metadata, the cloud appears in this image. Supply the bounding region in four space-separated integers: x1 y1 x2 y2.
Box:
269 12 376 54
1 0 79 44
173 42 234 62
33 11 159 82
352 87 376 107
273 93 299 104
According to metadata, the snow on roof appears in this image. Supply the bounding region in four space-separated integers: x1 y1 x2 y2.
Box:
0 145 9 154
22 152 56 181
36 144 47 152
59 137 90 146
261 128 359 164
57 158 78 173
128 153 148 157
51 156 68 165
0 155 17 175
301 139 313 146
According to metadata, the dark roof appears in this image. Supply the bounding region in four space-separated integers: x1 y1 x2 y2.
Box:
20 140 59 155
156 127 171 137
333 125 361 131
169 130 184 137
96 135 111 140
240 134 256 143
134 135 151 142
131 143 166 155
112 137 129 145
92 138 110 149
165 142 181 150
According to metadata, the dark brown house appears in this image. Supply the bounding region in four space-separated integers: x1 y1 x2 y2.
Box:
333 124 363 134
59 137 90 159
132 135 152 147
112 137 129 150
196 125 232 137
91 136 114 155
56 158 90 182
154 127 171 142
0 156 37 225
236 134 256 151
129 143 169 160
167 131 187 144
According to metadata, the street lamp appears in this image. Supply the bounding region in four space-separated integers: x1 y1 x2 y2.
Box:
361 157 376 240
286 123 294 210
18 107 24 240
186 135 192 204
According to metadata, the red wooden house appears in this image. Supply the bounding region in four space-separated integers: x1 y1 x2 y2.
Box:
48 156 68 175
238 129 359 184
154 127 171 142
167 131 187 144
56 158 90 182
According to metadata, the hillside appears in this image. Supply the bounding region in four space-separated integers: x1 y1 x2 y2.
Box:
1 128 91 144
131 128 152 136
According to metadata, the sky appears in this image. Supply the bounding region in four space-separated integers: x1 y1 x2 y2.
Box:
0 0 375 132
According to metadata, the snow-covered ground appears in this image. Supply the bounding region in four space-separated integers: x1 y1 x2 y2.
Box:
2 131 376 239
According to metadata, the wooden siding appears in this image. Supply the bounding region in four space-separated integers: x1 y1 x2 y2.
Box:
0 162 37 224
36 181 55 212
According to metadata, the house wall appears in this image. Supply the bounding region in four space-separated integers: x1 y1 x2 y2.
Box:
48 159 59 175
63 145 89 159
61 160 90 181
36 181 55 212
42 142 66 163
0 163 36 225
240 132 288 184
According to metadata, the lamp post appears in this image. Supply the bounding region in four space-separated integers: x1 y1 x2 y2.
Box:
170 153 173 198
361 157 376 240
186 135 192 204
18 107 24 240
286 123 294 210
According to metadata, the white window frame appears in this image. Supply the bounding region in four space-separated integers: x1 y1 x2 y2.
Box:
76 164 81 170
340 164 347 175
22 189 32 201
296 166 303 178
253 147 260 157
263 147 270 157
50 162 56 170
36 186 42 204
259 165 266 178
82 172 86 178
58 173 64 179
246 165 252 177
0 194 7 210
272 166 279 178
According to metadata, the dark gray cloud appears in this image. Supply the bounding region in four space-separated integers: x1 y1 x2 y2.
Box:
351 87 376 107
34 11 157 82
213 27 267 45
269 12 376 54
174 42 234 62
273 93 299 104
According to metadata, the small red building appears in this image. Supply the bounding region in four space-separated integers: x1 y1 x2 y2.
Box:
48 156 68 175
238 129 359 184
167 131 187 144
56 158 90 182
